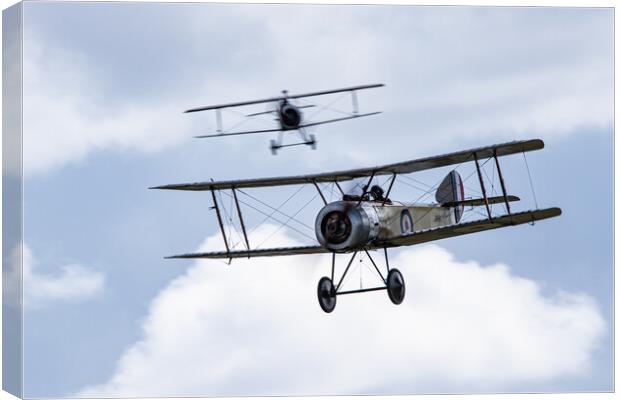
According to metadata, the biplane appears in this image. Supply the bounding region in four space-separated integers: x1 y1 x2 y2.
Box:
152 139 561 313
184 83 384 154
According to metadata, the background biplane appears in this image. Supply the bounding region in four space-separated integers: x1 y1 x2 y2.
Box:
152 139 561 313
184 83 384 154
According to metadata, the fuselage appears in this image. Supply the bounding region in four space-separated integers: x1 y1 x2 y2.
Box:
315 200 456 252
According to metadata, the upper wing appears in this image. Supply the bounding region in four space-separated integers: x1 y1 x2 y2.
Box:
184 84 384 113
165 245 328 260
375 208 561 248
184 96 284 113
150 139 544 191
285 83 384 100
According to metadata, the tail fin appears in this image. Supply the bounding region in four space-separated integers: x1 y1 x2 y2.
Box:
436 170 465 223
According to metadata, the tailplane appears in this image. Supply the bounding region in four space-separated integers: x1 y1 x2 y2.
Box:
436 170 521 222
443 195 520 208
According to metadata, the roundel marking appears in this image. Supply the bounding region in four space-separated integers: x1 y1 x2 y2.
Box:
400 209 414 234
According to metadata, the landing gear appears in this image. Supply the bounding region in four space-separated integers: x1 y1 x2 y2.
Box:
269 129 317 155
317 277 337 313
316 249 406 312
386 268 405 305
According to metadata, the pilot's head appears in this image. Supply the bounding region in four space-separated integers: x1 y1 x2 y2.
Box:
370 185 384 200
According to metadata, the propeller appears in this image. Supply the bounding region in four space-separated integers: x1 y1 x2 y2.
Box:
321 211 352 244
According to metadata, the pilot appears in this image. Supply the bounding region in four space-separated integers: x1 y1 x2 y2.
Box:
370 185 390 203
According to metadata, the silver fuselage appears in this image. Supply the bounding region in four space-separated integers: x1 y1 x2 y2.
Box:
315 200 456 251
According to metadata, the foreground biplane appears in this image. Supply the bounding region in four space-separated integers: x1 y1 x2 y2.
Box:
184 83 384 154
152 139 561 312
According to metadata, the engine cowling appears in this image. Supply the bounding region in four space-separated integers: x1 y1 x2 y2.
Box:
279 104 302 129
315 201 379 251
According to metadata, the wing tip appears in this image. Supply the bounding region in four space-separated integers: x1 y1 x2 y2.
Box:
165 253 199 259
530 138 545 149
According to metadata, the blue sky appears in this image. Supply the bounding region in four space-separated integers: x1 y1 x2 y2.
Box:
10 3 613 397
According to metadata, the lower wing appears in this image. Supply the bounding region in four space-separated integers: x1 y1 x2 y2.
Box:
164 208 560 260
193 112 382 139
377 208 561 248
298 111 382 129
166 245 328 259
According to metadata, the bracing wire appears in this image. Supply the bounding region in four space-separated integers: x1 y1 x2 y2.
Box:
228 189 234 244
238 187 314 231
226 186 312 249
407 156 496 225
306 92 350 120
405 155 482 204
216 189 243 249
523 151 539 209
224 105 277 128
359 254 363 290
211 110 258 134
220 190 316 243
482 162 497 215
397 177 431 193
255 192 319 249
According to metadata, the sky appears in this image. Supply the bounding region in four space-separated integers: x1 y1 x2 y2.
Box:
5 2 613 397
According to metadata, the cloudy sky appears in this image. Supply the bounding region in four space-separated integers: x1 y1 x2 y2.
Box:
9 2 613 397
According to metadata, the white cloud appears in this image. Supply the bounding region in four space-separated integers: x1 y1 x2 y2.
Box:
5 243 105 309
77 226 605 397
22 38 194 175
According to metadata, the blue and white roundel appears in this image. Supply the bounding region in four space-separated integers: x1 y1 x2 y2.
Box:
400 209 414 234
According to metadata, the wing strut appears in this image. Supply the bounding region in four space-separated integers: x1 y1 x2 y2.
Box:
334 181 345 196
215 109 223 133
210 189 230 255
493 149 511 215
473 153 492 220
313 180 327 205
382 173 397 206
357 170 376 206
232 188 250 251
336 252 358 291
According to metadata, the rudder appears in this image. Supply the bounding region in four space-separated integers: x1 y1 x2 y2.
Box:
436 170 465 223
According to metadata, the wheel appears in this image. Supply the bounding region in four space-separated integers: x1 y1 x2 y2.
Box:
386 268 405 305
317 277 337 313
